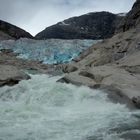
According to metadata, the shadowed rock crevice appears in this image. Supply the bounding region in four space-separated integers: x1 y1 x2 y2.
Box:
0 79 21 87
79 71 105 83
62 65 78 73
121 65 140 74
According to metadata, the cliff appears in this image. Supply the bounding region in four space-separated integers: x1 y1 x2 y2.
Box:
116 0 140 32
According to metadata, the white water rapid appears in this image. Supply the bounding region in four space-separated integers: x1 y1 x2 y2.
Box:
0 74 140 140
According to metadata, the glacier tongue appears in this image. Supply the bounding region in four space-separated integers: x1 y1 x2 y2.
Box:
0 38 100 64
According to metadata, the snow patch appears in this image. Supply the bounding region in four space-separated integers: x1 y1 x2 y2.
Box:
117 13 127 17
59 21 70 26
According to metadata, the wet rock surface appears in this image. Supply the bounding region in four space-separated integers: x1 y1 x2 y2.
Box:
0 65 30 87
132 96 140 108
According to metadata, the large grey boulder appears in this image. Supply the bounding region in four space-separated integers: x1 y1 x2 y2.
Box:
0 65 30 87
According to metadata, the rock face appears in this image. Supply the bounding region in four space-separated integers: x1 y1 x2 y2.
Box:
0 20 33 40
58 28 140 109
0 65 30 87
116 0 140 32
35 12 123 40
58 0 140 108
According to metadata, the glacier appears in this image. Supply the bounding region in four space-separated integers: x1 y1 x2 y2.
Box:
0 38 100 64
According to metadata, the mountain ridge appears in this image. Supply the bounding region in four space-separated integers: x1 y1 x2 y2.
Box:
116 0 140 33
35 11 124 40
0 20 33 40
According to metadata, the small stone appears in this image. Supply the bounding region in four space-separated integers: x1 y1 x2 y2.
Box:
132 96 140 108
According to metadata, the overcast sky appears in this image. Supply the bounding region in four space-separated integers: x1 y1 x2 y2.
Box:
0 0 136 36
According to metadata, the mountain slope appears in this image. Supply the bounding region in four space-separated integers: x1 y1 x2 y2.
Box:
116 0 140 32
35 12 123 40
0 20 33 40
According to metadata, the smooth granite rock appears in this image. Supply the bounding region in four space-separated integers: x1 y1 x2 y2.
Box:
0 65 30 87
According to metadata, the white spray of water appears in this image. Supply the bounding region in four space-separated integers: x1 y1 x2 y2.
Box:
0 74 140 140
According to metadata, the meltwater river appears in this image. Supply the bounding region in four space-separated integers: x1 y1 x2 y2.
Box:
0 74 140 140
0 38 140 139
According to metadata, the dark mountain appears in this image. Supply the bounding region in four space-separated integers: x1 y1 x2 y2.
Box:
0 31 14 40
116 0 140 33
35 12 124 40
0 20 33 40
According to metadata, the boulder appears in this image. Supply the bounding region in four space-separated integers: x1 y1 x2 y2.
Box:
0 65 30 87
62 64 78 73
132 96 140 108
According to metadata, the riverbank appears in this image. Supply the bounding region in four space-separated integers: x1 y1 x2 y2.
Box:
58 28 140 109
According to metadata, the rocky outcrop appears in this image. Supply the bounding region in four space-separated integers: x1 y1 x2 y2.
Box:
132 96 140 108
116 0 140 32
36 12 123 40
0 20 33 40
0 65 30 87
58 27 140 108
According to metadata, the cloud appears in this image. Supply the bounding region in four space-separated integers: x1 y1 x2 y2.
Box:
0 0 136 36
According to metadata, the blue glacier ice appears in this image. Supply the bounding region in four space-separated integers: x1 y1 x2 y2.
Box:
0 38 101 64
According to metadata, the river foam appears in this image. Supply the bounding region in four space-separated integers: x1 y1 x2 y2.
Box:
0 74 140 140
